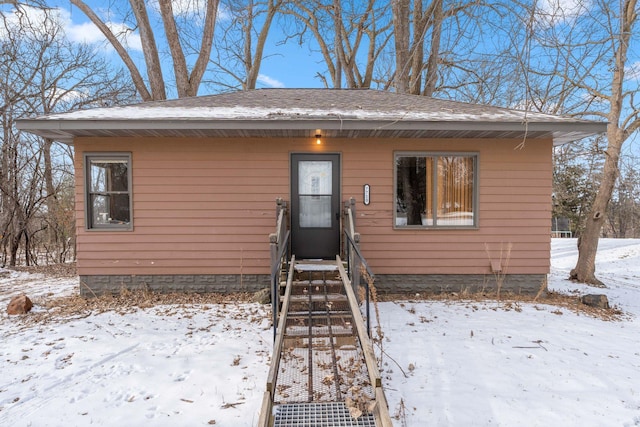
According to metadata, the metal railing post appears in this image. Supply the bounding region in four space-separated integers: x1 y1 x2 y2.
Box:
269 232 279 339
270 198 289 341
343 198 374 338
353 231 361 299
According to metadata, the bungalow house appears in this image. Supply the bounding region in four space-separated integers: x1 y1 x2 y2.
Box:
17 89 606 296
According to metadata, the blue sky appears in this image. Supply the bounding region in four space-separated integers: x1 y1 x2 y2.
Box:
10 1 637 91
2 1 638 159
5 1 639 107
33 0 327 91
254 42 326 89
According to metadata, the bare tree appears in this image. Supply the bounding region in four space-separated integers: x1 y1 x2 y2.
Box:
0 0 44 6
606 163 640 238
391 0 487 95
489 0 639 285
390 0 492 228
33 43 134 263
552 138 604 237
69 0 219 100
1 6 135 265
280 0 392 88
391 0 410 92
209 0 282 90
565 0 640 285
1 7 53 265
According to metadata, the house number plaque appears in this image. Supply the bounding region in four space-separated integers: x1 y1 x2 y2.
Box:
363 184 370 205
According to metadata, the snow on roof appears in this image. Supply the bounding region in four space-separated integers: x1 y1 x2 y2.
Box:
16 89 607 144
36 105 581 123
32 89 585 124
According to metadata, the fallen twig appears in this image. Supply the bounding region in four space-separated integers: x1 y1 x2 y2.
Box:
513 340 548 351
221 402 245 409
374 341 409 378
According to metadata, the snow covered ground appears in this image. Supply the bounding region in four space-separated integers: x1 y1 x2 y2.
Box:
1 239 639 426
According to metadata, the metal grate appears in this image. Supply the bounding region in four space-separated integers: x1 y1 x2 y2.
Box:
268 260 382 426
275 338 374 404
273 402 377 427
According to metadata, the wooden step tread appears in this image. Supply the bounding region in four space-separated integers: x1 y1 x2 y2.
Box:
287 310 352 318
289 294 347 303
284 329 355 338
291 280 343 286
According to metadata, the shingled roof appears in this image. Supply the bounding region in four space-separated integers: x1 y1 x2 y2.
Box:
17 88 606 145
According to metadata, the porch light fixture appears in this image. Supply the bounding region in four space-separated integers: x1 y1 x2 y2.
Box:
315 133 322 145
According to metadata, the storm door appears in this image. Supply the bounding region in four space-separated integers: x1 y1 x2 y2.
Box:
291 153 341 259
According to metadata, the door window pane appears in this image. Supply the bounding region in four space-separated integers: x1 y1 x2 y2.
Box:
299 161 332 228
300 195 332 228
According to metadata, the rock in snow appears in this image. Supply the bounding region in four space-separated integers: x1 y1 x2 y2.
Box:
253 288 271 304
6 294 33 315
580 293 610 309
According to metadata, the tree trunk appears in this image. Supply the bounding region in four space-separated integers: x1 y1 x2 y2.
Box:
0 123 10 264
9 233 20 267
130 0 167 100
423 0 443 97
191 0 218 96
409 0 424 95
245 0 278 90
158 0 219 97
70 0 153 100
570 0 637 285
158 0 190 97
333 0 343 88
569 136 620 286
392 0 410 93
42 137 60 261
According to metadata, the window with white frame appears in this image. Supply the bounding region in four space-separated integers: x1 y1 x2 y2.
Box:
85 153 132 230
395 153 477 228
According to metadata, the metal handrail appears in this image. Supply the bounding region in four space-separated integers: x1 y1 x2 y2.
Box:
337 256 393 427
270 200 290 340
260 255 295 427
271 239 289 339
343 226 374 281
343 203 374 336
270 229 290 278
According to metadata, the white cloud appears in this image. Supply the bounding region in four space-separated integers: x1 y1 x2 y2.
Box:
103 21 143 52
59 8 143 53
64 19 106 45
148 0 205 17
216 4 232 21
170 0 208 17
0 4 142 52
0 5 57 39
536 0 590 26
148 0 227 23
47 87 88 105
626 61 640 81
257 74 285 88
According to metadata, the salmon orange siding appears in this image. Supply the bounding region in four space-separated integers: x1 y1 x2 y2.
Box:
74 136 552 280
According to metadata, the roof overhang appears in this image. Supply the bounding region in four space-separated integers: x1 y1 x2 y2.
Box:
16 117 607 146
15 89 608 145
